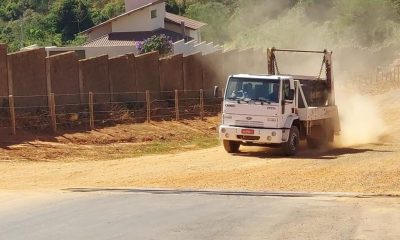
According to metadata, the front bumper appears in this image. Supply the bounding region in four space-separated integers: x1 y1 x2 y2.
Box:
219 125 290 144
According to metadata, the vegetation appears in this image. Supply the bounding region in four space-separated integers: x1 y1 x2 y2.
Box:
136 34 173 56
0 0 124 51
174 0 400 49
2 0 400 53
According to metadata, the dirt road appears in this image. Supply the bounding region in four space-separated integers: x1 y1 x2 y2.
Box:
1 141 399 193
1 89 400 193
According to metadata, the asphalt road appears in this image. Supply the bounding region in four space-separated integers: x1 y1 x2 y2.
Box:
1 189 400 240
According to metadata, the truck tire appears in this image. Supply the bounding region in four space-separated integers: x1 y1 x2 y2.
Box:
282 126 300 156
223 140 240 153
306 125 328 149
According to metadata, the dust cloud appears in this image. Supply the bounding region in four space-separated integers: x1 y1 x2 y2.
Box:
223 0 399 146
335 87 387 146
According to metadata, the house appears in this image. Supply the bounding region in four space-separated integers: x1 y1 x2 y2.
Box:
46 0 222 59
83 0 206 45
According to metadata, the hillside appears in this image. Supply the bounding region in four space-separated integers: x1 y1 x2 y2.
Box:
2 0 400 66
0 0 125 51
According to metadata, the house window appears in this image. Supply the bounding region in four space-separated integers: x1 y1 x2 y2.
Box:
151 10 157 19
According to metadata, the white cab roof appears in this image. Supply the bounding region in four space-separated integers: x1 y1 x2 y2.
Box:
230 74 292 80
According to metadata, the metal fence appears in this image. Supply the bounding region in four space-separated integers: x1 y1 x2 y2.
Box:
0 89 223 135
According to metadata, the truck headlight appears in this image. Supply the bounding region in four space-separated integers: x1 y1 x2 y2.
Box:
221 128 226 133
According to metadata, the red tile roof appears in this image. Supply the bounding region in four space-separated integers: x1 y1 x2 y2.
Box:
165 13 207 30
84 35 136 47
83 28 193 47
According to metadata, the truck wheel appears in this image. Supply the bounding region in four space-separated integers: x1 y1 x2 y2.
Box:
223 140 240 153
282 126 300 156
306 125 328 149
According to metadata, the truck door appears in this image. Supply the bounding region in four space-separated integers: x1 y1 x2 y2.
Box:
282 79 295 121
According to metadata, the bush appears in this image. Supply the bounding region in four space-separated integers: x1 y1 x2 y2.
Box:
136 34 173 56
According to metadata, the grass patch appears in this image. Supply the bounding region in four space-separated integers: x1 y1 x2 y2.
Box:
123 135 220 158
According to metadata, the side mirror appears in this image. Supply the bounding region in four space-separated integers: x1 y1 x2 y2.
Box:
213 86 220 98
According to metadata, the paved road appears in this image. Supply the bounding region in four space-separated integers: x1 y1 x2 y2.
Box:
1 189 400 240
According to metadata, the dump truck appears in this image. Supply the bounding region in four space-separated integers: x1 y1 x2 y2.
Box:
216 48 340 156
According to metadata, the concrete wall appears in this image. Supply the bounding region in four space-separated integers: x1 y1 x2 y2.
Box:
173 39 222 57
183 52 203 90
47 52 80 105
223 49 240 78
135 51 160 94
79 55 110 103
202 50 224 90
2 42 267 112
46 46 138 59
0 44 7 110
159 54 183 92
8 48 47 107
0 44 7 97
109 54 137 102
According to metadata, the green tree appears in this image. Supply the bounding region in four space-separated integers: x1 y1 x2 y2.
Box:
49 0 93 42
184 1 230 43
166 0 181 14
0 2 24 21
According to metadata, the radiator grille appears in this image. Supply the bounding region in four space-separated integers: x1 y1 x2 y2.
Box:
234 120 264 128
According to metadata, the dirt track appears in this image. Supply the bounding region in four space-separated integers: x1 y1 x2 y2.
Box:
1 89 400 193
1 139 400 193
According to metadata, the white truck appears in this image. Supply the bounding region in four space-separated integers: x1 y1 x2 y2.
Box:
216 48 340 156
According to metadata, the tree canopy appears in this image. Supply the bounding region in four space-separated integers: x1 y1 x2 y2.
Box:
0 0 124 51
2 0 400 52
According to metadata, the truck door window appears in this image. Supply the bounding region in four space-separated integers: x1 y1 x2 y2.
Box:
283 80 291 100
226 81 238 98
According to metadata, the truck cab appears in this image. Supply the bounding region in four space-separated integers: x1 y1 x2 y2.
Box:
220 75 300 155
218 48 340 156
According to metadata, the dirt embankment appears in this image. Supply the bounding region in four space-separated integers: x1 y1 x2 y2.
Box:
0 117 220 162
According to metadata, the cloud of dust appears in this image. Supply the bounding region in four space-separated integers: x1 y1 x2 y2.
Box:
218 0 400 145
225 0 400 73
335 87 387 146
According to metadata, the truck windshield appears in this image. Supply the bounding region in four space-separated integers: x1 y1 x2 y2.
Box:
225 77 280 103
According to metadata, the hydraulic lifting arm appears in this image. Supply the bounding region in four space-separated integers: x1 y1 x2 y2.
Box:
267 47 335 105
